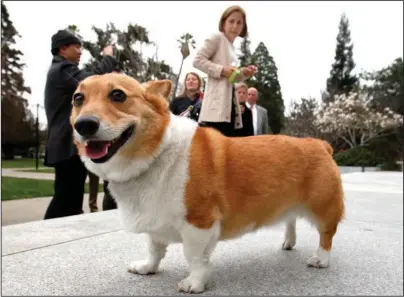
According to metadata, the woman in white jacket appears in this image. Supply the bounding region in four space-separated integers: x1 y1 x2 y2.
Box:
193 5 257 136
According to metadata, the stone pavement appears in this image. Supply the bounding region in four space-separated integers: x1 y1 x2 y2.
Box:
1 172 403 295
1 193 106 226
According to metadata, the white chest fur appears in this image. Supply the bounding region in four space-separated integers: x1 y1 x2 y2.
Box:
107 115 198 244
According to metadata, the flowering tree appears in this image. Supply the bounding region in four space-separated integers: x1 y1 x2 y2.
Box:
314 91 403 148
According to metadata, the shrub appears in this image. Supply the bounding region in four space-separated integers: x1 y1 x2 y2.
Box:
333 147 383 167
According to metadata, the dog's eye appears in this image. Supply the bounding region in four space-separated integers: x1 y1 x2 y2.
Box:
109 89 127 102
73 93 84 107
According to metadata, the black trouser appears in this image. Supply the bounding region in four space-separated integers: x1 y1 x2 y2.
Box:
203 87 236 137
102 181 117 211
44 155 88 219
203 103 236 137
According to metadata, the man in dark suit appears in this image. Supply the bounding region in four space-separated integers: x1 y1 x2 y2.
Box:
43 29 119 219
246 87 270 135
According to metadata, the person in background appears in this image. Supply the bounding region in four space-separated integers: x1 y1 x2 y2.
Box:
169 72 203 122
193 5 257 137
102 180 117 210
43 29 119 219
88 171 99 212
234 82 254 137
89 172 117 212
246 87 270 135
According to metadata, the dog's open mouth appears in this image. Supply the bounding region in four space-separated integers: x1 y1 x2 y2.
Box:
85 125 135 163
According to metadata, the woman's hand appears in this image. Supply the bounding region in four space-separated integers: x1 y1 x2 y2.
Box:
221 66 237 77
243 65 257 77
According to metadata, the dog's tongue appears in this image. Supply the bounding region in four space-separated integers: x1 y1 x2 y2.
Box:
86 141 111 159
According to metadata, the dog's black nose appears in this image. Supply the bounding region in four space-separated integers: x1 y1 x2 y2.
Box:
74 116 100 137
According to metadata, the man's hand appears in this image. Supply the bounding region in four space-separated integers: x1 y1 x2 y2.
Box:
102 45 114 56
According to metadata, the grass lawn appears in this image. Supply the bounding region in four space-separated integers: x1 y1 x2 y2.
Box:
2 158 46 169
2 177 104 201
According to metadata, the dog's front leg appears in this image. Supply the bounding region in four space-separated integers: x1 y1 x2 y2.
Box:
178 221 220 294
128 235 167 275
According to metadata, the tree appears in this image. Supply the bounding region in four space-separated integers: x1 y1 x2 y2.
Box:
314 91 403 149
325 13 358 100
66 24 82 38
250 42 285 134
1 2 35 159
283 97 322 138
238 36 253 68
360 57 404 166
68 23 177 85
172 33 196 97
361 57 403 115
82 23 146 79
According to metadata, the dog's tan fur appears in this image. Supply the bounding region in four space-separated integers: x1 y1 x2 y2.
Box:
70 75 171 160
185 127 344 245
70 73 345 293
71 73 344 248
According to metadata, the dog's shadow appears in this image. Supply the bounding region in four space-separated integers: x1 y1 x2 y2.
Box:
115 245 344 296
206 247 343 295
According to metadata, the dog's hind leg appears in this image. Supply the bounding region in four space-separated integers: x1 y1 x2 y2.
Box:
128 235 167 275
282 218 297 250
178 221 220 294
303 168 344 268
306 192 344 268
306 225 337 268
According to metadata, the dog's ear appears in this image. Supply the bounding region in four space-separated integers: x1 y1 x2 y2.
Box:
143 80 172 98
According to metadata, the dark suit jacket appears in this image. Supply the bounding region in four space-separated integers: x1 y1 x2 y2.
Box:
44 55 118 166
256 105 270 135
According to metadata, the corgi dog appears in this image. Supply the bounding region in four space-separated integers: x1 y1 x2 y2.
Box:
70 73 345 294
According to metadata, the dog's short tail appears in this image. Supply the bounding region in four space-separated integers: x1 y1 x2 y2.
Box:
322 140 334 155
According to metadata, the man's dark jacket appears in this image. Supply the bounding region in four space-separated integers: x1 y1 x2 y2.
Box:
44 55 119 166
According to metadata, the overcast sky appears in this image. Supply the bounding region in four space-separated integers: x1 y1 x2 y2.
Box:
4 1 403 125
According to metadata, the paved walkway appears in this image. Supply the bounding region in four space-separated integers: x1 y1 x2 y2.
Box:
1 193 106 226
2 171 403 295
2 167 105 183
2 168 56 180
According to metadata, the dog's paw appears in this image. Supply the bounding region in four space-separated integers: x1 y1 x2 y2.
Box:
178 276 205 294
306 255 329 268
282 239 296 250
127 260 157 275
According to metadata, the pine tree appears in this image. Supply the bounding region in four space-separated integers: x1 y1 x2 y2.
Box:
69 23 177 84
66 25 82 38
1 2 35 158
250 42 285 134
325 13 358 100
238 36 253 67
